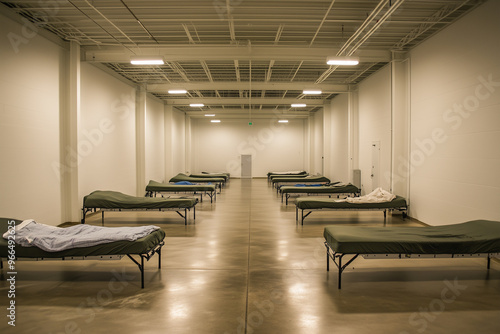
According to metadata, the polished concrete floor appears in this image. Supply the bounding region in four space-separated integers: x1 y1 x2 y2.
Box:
1 179 499 333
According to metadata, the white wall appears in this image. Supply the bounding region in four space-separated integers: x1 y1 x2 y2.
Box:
191 118 305 177
78 63 137 198
358 65 392 194
409 0 500 225
326 94 350 182
145 96 165 183
0 16 64 224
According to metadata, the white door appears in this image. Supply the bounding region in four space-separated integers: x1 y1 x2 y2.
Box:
241 155 252 178
371 141 380 190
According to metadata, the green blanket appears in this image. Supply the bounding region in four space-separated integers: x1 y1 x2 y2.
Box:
0 218 165 257
84 190 197 209
281 184 359 194
146 180 216 192
295 195 407 210
268 171 307 177
324 220 500 254
169 173 225 184
190 173 228 181
273 175 330 184
269 174 309 181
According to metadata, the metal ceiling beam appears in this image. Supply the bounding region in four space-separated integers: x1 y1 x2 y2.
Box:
147 82 348 92
83 46 391 63
185 108 311 114
187 114 310 119
166 98 325 106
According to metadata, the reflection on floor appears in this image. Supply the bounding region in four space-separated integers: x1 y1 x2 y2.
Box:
1 179 499 334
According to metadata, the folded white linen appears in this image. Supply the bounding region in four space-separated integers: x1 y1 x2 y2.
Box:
337 187 396 203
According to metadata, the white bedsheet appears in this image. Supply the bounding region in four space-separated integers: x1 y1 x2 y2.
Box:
2 220 160 252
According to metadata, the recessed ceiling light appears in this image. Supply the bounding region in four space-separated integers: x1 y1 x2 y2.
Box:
130 56 164 65
326 56 359 65
190 103 204 107
302 90 322 95
278 120 289 123
204 114 215 117
291 104 307 108
211 119 221 123
168 89 187 94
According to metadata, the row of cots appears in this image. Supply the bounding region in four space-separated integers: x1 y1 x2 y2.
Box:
82 172 229 225
267 170 408 224
1 172 498 290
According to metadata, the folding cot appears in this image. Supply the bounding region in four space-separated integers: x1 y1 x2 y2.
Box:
272 175 331 191
295 195 408 224
145 180 217 203
82 190 198 225
0 218 165 288
280 183 360 205
190 173 229 182
323 220 500 288
169 173 225 191
267 171 308 181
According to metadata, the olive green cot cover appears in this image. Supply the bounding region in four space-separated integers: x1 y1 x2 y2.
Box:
269 174 309 181
268 171 308 177
84 190 197 209
202 171 230 177
169 173 225 184
0 218 166 258
323 220 500 255
281 183 360 195
295 195 407 210
146 180 216 193
189 173 229 181
273 175 330 185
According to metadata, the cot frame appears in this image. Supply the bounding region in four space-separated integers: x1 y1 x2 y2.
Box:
268 173 308 183
82 205 196 225
281 187 360 205
324 241 500 289
0 241 164 288
274 180 330 193
146 188 216 203
296 205 407 225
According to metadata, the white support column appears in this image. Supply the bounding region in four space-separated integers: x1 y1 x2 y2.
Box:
136 85 146 196
390 52 410 198
164 104 174 178
308 114 315 173
61 41 81 223
348 89 359 184
322 101 332 178
303 117 311 172
185 114 192 174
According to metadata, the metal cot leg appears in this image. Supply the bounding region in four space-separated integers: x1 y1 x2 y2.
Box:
141 256 145 289
158 247 162 269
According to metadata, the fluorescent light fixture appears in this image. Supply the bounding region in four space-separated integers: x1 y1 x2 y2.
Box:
130 56 164 65
204 114 215 117
291 104 307 108
190 103 205 107
278 119 288 123
326 56 359 65
302 90 322 95
211 119 221 123
168 89 187 94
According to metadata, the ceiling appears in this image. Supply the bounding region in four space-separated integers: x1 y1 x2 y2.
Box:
1 0 484 119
